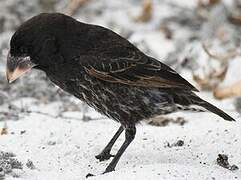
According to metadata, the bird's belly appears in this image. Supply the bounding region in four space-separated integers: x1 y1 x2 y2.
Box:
48 74 177 126
71 81 176 125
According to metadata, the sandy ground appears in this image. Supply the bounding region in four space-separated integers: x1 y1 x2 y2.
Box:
0 0 241 180
0 95 240 180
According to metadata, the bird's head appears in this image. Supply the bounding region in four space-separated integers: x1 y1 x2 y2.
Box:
6 13 78 83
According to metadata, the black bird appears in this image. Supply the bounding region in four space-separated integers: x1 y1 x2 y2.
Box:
6 13 235 176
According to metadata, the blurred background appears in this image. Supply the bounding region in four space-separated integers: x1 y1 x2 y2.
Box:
0 0 240 123
0 0 240 179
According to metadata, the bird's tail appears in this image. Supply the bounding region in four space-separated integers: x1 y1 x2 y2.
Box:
171 89 235 121
195 98 235 121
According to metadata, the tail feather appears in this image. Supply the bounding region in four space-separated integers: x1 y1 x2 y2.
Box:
197 100 235 121
170 89 235 121
176 105 206 112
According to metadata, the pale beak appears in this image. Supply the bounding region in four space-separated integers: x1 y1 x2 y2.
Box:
6 52 36 83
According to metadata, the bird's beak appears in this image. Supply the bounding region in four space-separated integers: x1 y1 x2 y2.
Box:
6 52 36 83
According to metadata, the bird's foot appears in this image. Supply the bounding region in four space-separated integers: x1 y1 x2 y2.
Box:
86 173 95 178
95 151 114 161
86 167 115 178
103 166 115 174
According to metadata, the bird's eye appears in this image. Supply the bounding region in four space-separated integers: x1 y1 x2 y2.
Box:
20 47 28 54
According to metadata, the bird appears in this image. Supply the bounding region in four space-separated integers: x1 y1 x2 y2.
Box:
6 13 235 176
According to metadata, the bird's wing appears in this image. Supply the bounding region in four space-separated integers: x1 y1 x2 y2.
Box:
82 52 198 91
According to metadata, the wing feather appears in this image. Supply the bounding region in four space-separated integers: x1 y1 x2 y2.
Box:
83 54 198 91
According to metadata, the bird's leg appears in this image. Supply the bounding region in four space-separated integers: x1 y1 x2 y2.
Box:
86 127 135 178
103 126 136 173
95 126 124 161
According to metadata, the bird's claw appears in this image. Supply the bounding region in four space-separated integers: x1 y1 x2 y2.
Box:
95 151 114 161
103 167 115 174
86 167 115 178
86 173 95 178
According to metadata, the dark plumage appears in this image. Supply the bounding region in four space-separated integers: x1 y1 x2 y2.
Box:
7 13 235 176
